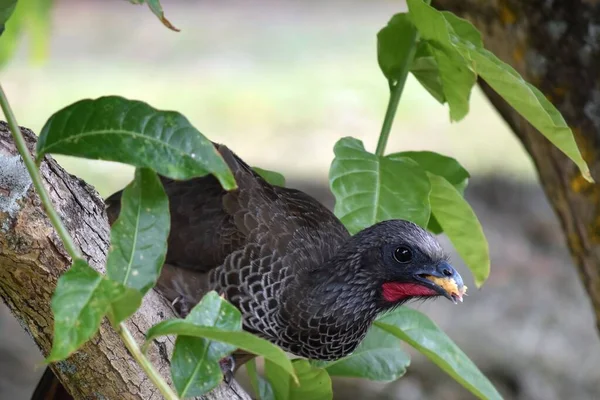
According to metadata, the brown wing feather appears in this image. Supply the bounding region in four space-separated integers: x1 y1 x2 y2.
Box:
104 143 255 273
105 144 350 326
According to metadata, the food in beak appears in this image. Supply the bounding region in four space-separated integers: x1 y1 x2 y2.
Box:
424 275 467 303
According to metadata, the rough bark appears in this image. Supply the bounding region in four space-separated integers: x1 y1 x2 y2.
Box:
0 122 250 400
434 0 600 331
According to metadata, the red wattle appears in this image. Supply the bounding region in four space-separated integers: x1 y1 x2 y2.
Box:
382 282 438 302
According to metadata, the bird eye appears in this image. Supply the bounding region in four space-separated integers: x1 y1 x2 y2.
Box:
393 246 412 263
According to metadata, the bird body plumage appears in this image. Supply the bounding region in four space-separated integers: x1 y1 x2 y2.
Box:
32 142 460 400
105 143 449 361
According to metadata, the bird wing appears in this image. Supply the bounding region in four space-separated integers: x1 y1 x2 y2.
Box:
105 149 246 273
105 144 349 313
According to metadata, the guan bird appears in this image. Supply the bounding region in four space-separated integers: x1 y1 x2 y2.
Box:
31 143 465 399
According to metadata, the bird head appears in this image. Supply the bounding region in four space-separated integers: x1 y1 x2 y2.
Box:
351 219 466 306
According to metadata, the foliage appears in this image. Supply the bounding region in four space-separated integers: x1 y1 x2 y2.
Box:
144 292 297 397
375 308 502 400
0 0 591 399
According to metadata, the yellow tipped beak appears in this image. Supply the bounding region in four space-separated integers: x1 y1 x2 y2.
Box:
424 275 468 302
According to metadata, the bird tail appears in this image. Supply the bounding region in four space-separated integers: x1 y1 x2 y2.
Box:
103 141 257 224
212 141 256 177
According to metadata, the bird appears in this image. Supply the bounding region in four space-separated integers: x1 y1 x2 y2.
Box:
31 142 465 399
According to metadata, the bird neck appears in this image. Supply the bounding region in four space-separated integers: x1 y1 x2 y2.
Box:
286 240 383 332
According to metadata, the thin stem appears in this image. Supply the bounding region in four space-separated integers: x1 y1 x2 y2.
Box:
118 323 180 400
0 84 80 258
375 29 420 157
0 84 180 400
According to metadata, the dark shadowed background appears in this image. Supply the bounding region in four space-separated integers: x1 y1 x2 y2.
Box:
1 1 599 399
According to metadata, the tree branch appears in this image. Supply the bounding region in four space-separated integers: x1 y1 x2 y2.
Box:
0 122 250 399
435 0 600 332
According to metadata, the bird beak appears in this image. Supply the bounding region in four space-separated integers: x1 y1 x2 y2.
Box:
413 261 467 304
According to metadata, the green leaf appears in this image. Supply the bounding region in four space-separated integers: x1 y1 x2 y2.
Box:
377 13 418 85
407 0 455 50
329 137 431 234
440 11 483 48
407 0 591 181
464 46 591 181
145 316 297 384
428 44 476 121
106 168 170 294
390 151 469 193
266 359 332 400
170 292 242 397
375 308 501 400
47 259 142 362
405 2 476 121
313 324 410 381
247 359 275 400
36 96 236 188
128 0 179 31
389 151 470 234
0 0 17 31
410 42 446 104
427 173 489 286
107 288 143 327
253 167 286 187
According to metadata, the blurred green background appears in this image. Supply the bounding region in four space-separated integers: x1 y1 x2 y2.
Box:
3 0 534 199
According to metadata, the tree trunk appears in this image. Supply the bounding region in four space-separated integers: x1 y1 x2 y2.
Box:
434 0 600 331
0 122 250 400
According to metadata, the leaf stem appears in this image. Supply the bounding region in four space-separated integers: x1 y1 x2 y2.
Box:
0 84 179 400
0 84 80 258
118 323 180 400
375 13 423 157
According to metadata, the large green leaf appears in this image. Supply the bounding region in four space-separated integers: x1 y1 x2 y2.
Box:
145 316 297 383
410 41 445 104
406 0 591 181
428 43 475 121
394 5 476 121
390 151 469 193
407 0 455 50
106 168 169 294
375 308 501 400
329 137 431 234
427 173 489 286
253 166 286 187
36 96 236 188
170 292 241 397
440 11 482 48
266 359 332 400
107 288 144 327
377 13 418 85
314 324 410 381
389 151 470 234
464 46 591 180
47 259 142 362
